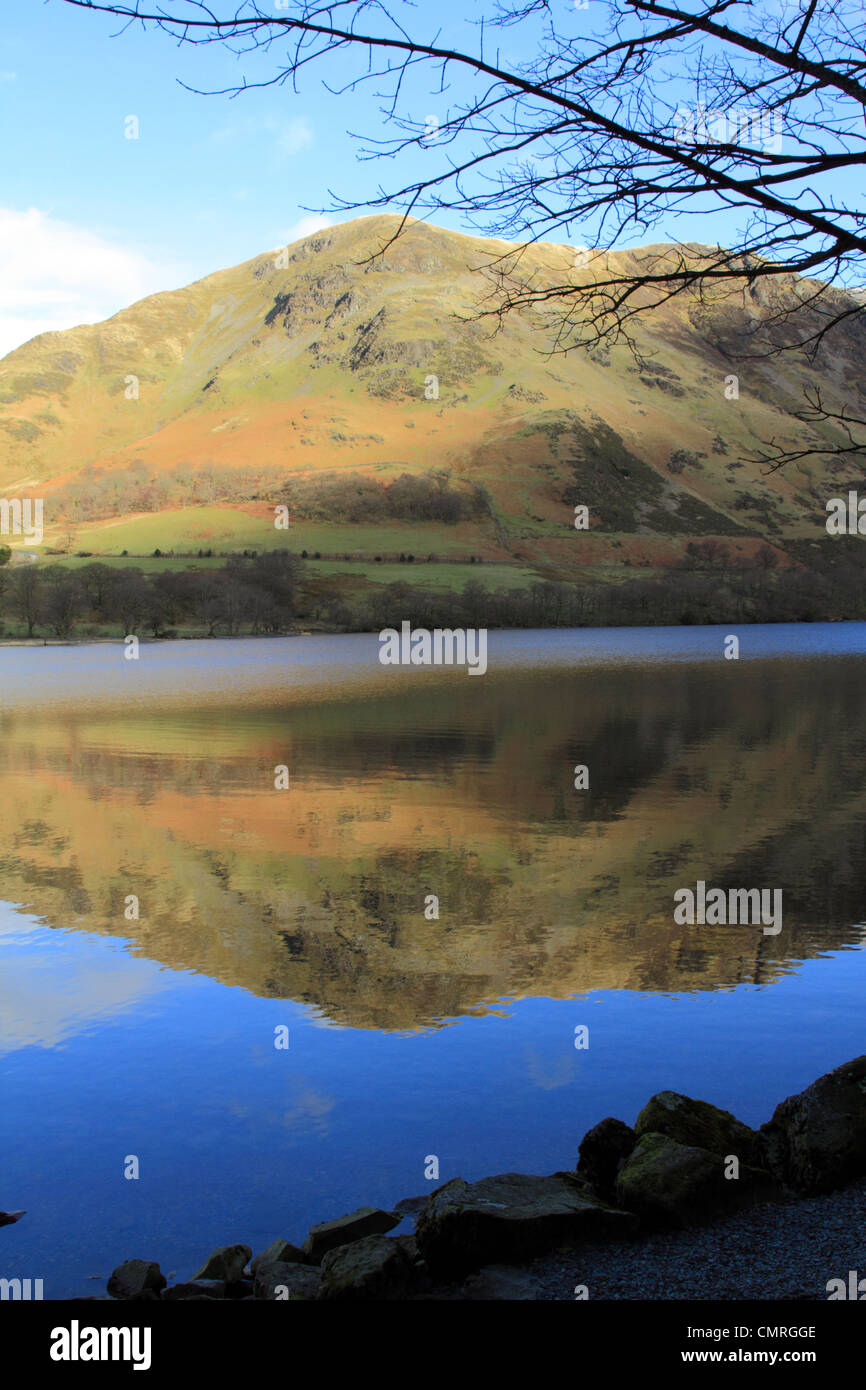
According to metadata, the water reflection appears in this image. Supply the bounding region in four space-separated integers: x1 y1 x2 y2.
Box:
1 640 865 1036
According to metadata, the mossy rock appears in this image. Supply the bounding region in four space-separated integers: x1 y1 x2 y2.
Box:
317 1235 416 1300
759 1055 866 1195
615 1132 783 1230
635 1091 762 1166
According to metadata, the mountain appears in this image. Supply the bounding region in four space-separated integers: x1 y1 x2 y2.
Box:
1 214 864 578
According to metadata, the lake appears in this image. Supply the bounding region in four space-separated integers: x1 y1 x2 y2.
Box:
2 623 866 1297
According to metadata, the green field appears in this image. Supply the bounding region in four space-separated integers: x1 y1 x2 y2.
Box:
46 553 542 591
305 560 540 590
59 508 496 560
48 554 227 572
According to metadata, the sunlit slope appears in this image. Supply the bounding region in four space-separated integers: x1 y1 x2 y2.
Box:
1 215 863 563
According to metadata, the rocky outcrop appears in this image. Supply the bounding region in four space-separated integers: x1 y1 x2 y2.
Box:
301 1206 402 1264
759 1055 866 1195
614 1133 782 1229
415 1171 638 1278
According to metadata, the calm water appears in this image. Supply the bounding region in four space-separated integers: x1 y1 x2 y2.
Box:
2 624 866 1297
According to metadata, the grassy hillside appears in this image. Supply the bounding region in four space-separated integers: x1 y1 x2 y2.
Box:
1 213 864 588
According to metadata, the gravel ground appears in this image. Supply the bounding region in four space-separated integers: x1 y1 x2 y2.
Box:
518 1180 866 1300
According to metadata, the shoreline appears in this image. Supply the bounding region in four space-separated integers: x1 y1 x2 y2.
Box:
0 613 859 650
56 1054 866 1302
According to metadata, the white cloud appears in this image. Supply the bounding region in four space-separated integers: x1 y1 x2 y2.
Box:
0 71 16 83
281 214 333 244
0 207 178 359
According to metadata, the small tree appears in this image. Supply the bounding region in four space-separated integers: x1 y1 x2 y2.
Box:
11 566 43 638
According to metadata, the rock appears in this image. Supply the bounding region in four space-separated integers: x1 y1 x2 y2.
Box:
576 1118 636 1201
392 1233 420 1261
759 1055 866 1195
254 1262 321 1301
192 1244 252 1284
414 1172 637 1278
614 1132 783 1229
162 1282 224 1301
636 1091 762 1165
249 1239 305 1276
225 1278 254 1301
302 1206 402 1264
462 1265 539 1300
392 1233 432 1293
392 1194 428 1222
106 1260 167 1301
318 1235 417 1300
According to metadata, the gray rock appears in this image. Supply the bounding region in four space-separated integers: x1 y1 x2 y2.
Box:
302 1206 402 1264
636 1091 762 1165
577 1117 636 1201
249 1238 305 1277
415 1172 637 1278
392 1194 428 1222
225 1278 254 1300
759 1055 866 1195
106 1260 167 1300
615 1132 783 1229
392 1232 432 1293
254 1262 321 1301
192 1244 252 1284
318 1235 417 1300
162 1281 224 1301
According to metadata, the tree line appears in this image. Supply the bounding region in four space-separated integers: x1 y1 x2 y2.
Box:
334 545 866 632
0 553 305 640
0 542 862 642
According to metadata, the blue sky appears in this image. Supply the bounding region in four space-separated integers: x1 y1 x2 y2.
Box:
4 0 531 355
0 0 846 356
2 0 373 352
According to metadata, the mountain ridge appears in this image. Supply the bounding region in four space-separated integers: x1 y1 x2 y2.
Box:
1 214 863 573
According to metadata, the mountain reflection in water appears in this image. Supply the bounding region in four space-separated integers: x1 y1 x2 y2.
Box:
1 631 864 1031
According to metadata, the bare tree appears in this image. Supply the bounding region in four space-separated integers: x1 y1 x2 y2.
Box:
63 0 866 461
